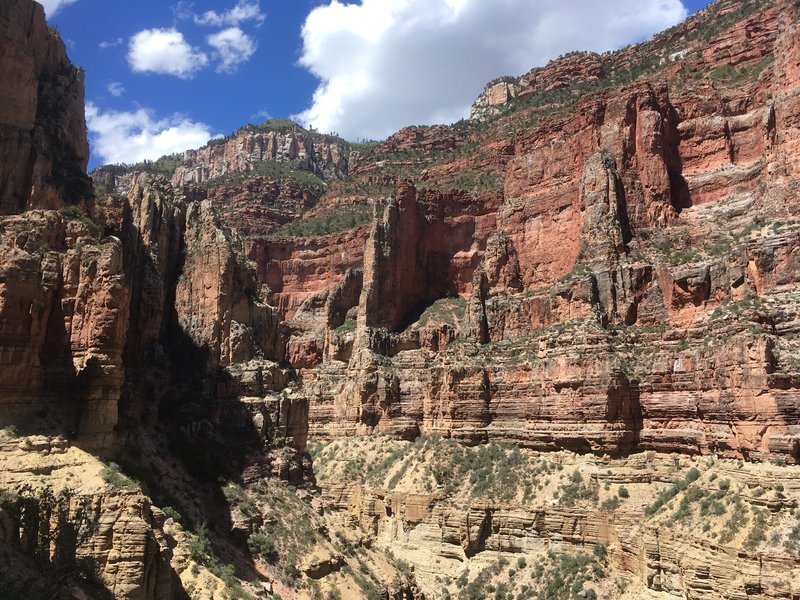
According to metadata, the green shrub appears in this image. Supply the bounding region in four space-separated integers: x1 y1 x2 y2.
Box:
188 523 213 564
59 206 101 238
99 463 138 490
248 533 278 562
162 506 182 523
718 497 748 544
744 510 768 550
599 497 621 512
556 470 599 507
646 468 703 516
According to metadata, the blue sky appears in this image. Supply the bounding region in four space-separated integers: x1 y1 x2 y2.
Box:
42 0 714 168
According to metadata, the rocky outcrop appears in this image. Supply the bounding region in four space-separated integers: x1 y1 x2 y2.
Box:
192 176 319 238
313 439 800 599
4 0 800 597
0 0 90 214
373 125 468 155
0 489 176 600
246 225 370 320
471 52 605 121
0 210 128 446
176 197 281 368
172 126 348 187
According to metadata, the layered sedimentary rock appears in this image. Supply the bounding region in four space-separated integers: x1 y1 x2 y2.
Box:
3 0 800 597
0 490 176 599
0 211 128 446
471 52 606 121
246 226 370 320
312 439 800 600
172 125 348 187
288 0 800 466
0 0 90 214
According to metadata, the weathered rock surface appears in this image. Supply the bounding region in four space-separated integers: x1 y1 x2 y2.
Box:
0 0 90 214
292 0 800 467
313 438 800 600
3 0 800 598
0 210 128 446
172 125 348 187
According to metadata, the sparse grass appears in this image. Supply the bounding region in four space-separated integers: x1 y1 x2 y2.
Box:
200 157 328 193
334 317 357 333
416 296 468 328
744 509 768 550
188 523 256 599
719 495 749 544
247 477 323 584
645 467 701 516
266 203 372 238
709 55 774 87
311 436 563 502
556 470 599 507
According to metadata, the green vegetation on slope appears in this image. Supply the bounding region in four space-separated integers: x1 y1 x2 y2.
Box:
266 203 373 238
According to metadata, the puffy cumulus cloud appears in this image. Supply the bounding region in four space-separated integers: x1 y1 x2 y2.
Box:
208 27 257 72
86 103 217 165
127 28 208 79
194 0 265 27
295 0 688 140
38 0 78 17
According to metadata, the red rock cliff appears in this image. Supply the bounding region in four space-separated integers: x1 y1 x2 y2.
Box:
293 0 800 464
0 0 90 214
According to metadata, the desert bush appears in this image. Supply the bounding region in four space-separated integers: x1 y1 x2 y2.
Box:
99 463 138 490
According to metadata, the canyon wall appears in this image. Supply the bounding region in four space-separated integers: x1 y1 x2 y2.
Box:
0 0 90 214
288 0 800 466
2 0 800 598
172 126 349 187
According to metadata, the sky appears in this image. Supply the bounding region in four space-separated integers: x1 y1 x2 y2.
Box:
41 0 715 169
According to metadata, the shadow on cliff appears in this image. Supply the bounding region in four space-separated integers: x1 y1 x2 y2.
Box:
114 195 290 592
608 372 643 456
666 105 692 212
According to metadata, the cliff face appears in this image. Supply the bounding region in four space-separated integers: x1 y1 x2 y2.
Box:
0 211 128 446
0 0 90 214
172 126 349 187
287 0 800 470
311 437 800 600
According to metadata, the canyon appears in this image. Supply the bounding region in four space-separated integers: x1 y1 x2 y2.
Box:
1 0 800 598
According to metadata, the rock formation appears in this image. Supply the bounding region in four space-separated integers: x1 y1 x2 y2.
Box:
172 124 349 187
291 0 800 469
2 0 800 598
0 0 90 214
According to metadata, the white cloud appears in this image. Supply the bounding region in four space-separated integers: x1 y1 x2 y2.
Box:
107 82 125 97
127 28 208 79
194 1 265 27
250 109 272 122
38 0 78 17
208 27 257 72
294 0 688 140
86 103 217 165
99 37 123 49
